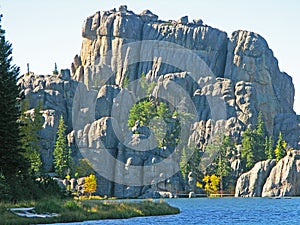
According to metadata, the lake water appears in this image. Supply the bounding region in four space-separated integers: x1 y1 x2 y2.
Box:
52 198 300 224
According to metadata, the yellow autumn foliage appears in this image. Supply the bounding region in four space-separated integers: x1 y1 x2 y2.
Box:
203 174 220 195
84 174 97 198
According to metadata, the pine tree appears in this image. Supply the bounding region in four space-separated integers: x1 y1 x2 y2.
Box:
180 147 202 182
216 135 234 193
275 132 286 162
128 100 157 128
265 136 274 159
253 112 266 161
122 75 130 88
0 15 28 181
241 127 255 170
241 113 267 170
53 115 72 178
53 62 58 75
19 100 43 176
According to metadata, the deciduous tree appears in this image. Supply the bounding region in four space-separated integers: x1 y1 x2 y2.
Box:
84 174 97 198
203 174 220 195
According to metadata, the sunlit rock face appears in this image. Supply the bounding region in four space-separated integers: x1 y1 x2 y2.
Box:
19 6 299 197
235 151 300 197
262 150 300 197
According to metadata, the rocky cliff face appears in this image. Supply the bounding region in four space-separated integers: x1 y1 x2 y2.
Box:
235 150 300 197
262 150 300 197
235 159 276 197
18 5 300 197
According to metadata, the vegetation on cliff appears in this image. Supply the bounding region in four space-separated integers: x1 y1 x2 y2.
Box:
0 4 295 202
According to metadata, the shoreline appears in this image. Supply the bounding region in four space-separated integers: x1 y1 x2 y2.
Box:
0 198 180 225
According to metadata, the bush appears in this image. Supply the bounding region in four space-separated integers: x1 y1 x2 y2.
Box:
64 200 81 210
1 175 65 202
35 198 63 213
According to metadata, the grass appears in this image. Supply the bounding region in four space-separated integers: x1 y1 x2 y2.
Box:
0 198 180 225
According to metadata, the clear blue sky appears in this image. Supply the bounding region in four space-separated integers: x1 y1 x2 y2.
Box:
1 0 299 113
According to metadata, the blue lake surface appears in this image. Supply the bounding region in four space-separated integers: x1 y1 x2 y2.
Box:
51 197 300 225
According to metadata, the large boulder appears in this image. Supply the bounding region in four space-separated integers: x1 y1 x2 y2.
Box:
262 150 300 197
236 150 300 197
235 159 276 197
88 117 121 149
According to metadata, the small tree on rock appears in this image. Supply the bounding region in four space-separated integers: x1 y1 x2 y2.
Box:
265 136 274 160
275 132 286 162
53 62 58 75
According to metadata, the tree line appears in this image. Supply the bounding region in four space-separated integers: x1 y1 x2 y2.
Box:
0 16 96 201
125 72 290 195
184 112 289 195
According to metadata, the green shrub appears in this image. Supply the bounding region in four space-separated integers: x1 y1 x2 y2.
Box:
35 198 63 213
64 200 81 210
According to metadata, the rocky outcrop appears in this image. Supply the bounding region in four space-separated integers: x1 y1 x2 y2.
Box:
73 6 299 151
262 150 300 197
235 159 276 197
235 151 300 197
18 71 78 170
18 6 300 198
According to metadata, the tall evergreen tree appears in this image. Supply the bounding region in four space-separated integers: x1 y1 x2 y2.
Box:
19 100 43 176
216 135 234 193
0 15 28 180
274 132 286 162
241 127 255 170
253 112 266 161
53 115 72 177
180 146 203 182
241 113 267 170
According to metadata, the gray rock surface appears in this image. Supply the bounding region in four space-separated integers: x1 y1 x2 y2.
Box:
236 150 300 197
18 6 300 198
235 159 276 197
262 150 300 197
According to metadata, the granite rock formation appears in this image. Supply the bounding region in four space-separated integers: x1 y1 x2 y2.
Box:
235 159 276 197
235 150 300 197
262 150 300 197
18 6 300 197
